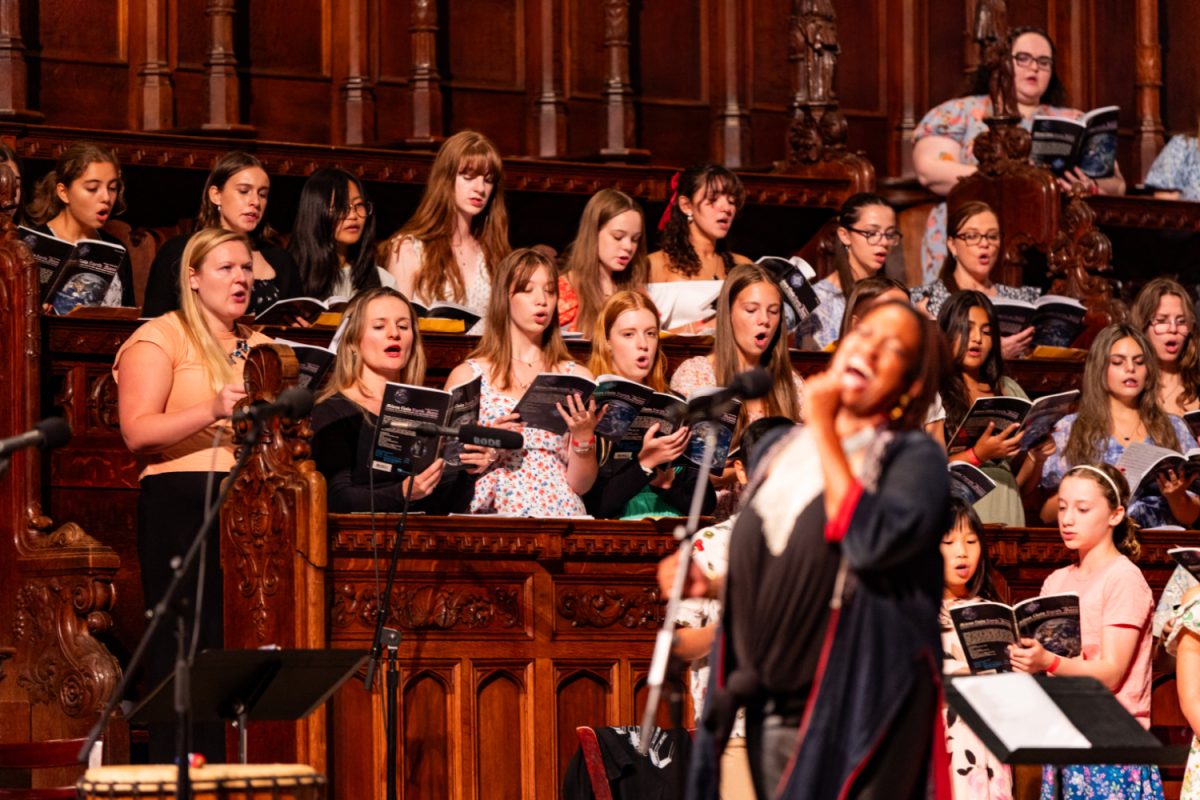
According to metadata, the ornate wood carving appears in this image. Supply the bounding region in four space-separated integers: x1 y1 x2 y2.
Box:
778 0 843 167
0 0 42 122
337 0 376 146
133 0 174 131
201 0 254 134
1046 190 1126 343
556 586 664 630
598 0 648 163
330 582 521 633
529 0 566 158
967 0 1007 82
1133 0 1163 182
404 0 443 147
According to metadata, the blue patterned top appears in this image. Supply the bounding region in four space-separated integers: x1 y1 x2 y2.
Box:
1041 412 1197 528
909 280 1041 319
797 277 846 350
1144 135 1200 201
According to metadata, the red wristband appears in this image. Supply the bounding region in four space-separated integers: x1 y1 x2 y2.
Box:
1047 654 1061 674
964 447 982 467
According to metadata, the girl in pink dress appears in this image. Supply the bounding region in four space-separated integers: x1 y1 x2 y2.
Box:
445 248 602 516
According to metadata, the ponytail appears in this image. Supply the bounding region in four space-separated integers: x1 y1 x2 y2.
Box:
1063 463 1140 561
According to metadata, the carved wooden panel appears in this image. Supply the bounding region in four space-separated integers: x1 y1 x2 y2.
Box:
377 0 414 84
446 0 522 90
403 669 453 799
567 0 606 97
1161 0 1200 136
555 668 613 786
38 0 129 63
330 579 526 638
246 0 330 78
554 581 665 635
474 668 527 798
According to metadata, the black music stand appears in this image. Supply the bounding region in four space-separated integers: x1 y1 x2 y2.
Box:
945 674 1187 798
130 649 368 764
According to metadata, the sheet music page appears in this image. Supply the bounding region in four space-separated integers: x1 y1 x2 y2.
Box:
952 673 1091 751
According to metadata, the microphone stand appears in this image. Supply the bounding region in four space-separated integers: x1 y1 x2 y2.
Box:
362 453 419 800
638 424 719 754
79 419 266 800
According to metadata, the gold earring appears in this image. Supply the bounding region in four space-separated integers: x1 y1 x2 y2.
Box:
889 393 910 421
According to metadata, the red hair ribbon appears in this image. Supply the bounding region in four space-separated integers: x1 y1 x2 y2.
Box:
657 171 681 232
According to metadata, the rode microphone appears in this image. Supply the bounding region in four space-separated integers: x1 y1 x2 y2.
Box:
0 417 72 457
231 386 314 424
673 368 773 426
389 420 524 450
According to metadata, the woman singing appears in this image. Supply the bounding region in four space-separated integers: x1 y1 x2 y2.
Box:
666 300 950 799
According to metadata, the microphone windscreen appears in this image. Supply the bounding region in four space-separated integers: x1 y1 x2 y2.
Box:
460 424 524 450
278 387 314 419
732 368 773 399
35 417 72 450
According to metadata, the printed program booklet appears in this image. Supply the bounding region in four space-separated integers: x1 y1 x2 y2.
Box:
610 391 688 464
679 387 740 476
409 299 482 331
1169 547 1200 580
946 390 1079 455
512 372 655 439
274 316 351 392
1030 106 1119 178
20 225 127 315
949 593 1082 674
989 295 1087 348
948 462 998 505
1115 441 1200 500
370 376 482 476
255 295 349 325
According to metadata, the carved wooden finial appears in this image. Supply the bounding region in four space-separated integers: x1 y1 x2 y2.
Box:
1047 191 1126 342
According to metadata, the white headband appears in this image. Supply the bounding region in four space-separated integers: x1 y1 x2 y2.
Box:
1066 465 1124 504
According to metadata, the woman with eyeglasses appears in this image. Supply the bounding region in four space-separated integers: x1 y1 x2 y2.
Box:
290 167 395 301
912 26 1126 283
1130 278 1200 417
381 130 509 335
800 193 902 350
911 201 1040 358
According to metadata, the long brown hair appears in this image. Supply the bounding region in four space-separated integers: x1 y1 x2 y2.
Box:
196 151 277 244
711 263 804 430
832 192 894 299
317 287 427 404
939 201 998 292
382 130 510 303
838 275 908 341
1130 277 1200 409
1064 324 1180 467
562 189 649 334
659 163 745 278
468 248 572 392
1062 463 1141 560
27 141 125 225
588 290 668 392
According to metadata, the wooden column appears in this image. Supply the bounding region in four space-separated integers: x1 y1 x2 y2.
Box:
711 0 749 168
201 0 254 134
598 0 648 162
336 0 375 146
132 0 174 131
404 0 443 147
528 0 566 158
0 0 41 121
889 0 925 177
1133 0 1163 182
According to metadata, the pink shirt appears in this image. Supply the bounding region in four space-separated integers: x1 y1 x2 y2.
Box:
1041 555 1154 727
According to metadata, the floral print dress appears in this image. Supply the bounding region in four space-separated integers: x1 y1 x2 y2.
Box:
409 238 491 335
941 597 1013 799
1144 135 1200 201
466 359 587 517
1166 596 1200 799
913 95 1083 282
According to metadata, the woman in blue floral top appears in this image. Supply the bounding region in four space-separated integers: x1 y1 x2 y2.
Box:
912 27 1125 281
1039 324 1200 528
911 201 1041 358
799 193 902 351
1145 132 1200 201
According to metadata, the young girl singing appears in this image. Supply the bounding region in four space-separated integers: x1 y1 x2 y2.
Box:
1010 463 1162 800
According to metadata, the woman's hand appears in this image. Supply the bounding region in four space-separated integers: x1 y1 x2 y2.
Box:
638 423 690 472
459 444 496 475
649 466 676 489
1001 327 1035 359
1057 166 1097 195
557 392 604 443
973 421 1023 462
403 458 444 501
1158 466 1190 500
801 363 843 433
1027 434 1057 465
211 383 248 421
1009 637 1056 673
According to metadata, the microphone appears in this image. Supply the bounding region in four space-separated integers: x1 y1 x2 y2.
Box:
231 386 314 424
389 420 524 450
0 417 72 457
674 368 773 426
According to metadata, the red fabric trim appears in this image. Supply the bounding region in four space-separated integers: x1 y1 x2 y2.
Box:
824 481 863 543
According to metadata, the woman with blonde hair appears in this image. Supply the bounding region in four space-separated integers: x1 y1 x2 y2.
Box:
114 227 274 761
1130 277 1200 416
28 140 135 311
583 290 711 518
557 189 649 335
310 286 474 513
382 130 510 333
445 247 602 516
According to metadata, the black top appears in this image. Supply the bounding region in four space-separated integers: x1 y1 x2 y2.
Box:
31 222 135 307
142 233 301 317
311 393 473 515
582 441 715 519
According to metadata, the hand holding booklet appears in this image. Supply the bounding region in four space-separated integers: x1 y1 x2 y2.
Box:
370 375 482 477
21 225 127 315
946 390 1079 455
1115 441 1200 501
949 593 1081 674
